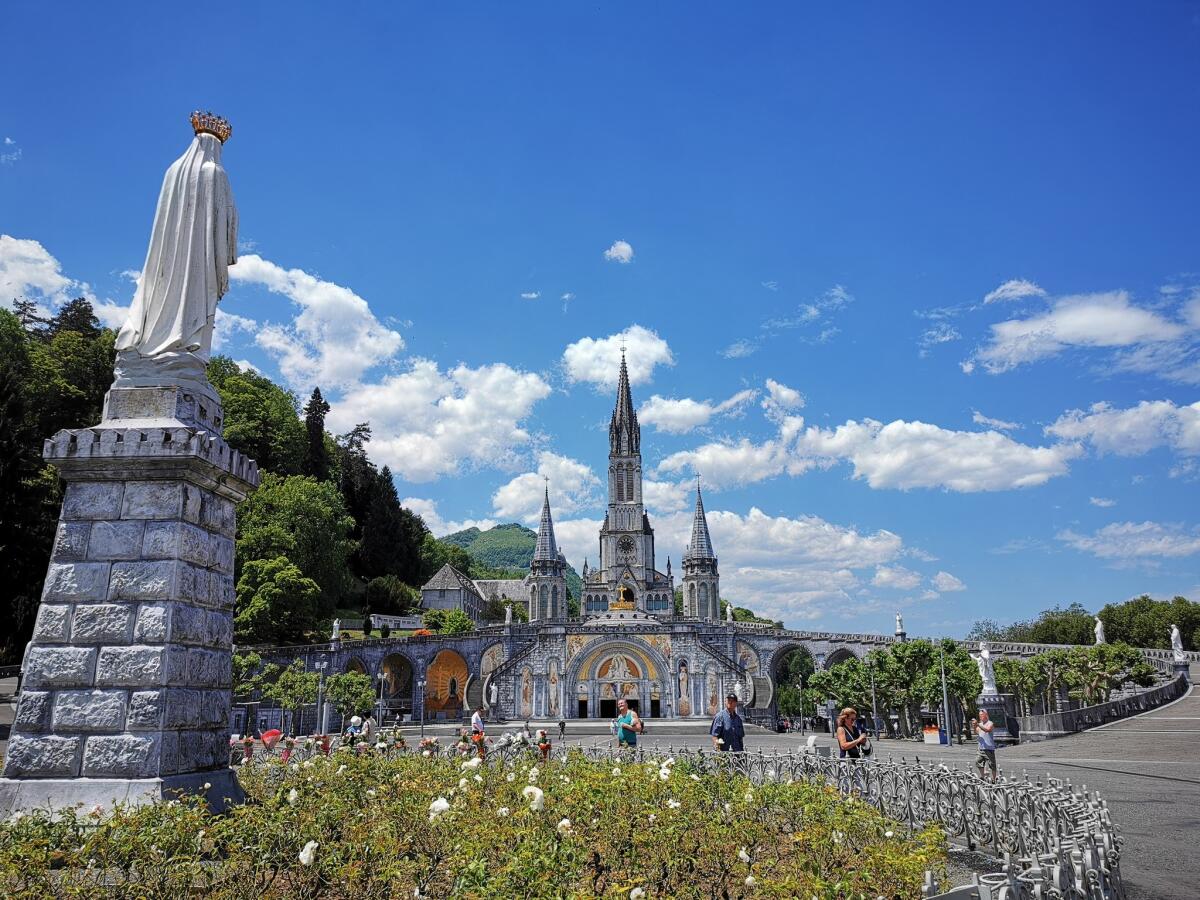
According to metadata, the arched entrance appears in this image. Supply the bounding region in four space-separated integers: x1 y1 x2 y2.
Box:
769 644 816 725
426 649 468 720
568 641 669 719
380 653 414 720
345 657 368 675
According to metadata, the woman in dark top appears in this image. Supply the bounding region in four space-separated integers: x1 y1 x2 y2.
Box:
836 707 869 759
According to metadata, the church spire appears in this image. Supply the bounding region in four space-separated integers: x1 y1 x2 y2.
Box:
683 479 715 562
532 482 559 562
609 349 640 456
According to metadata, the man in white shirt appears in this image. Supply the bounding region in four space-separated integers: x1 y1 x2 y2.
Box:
471 705 486 736
972 710 997 782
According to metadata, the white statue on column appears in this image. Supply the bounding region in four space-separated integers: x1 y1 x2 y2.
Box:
725 603 733 623
1094 617 1106 645
331 618 341 640
972 641 997 695
1171 624 1186 663
504 604 513 625
895 611 904 634
114 111 237 396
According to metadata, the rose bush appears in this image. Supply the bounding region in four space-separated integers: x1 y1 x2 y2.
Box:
0 750 944 898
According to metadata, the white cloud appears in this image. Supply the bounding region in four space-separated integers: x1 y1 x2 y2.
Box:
639 389 757 434
491 451 603 520
562 324 674 388
1058 521 1200 561
872 566 923 590
642 479 690 514
918 323 961 356
972 411 1020 432
0 235 74 308
931 571 966 592
761 281 778 291
794 418 1080 492
211 309 258 352
551 517 604 572
92 299 132 330
520 291 540 300
657 415 810 490
401 497 496 537
969 291 1187 374
230 254 404 391
326 358 551 482
983 279 1047 304
1089 497 1117 508
603 240 634 264
1046 400 1200 457
761 379 805 420
720 338 759 359
0 138 19 166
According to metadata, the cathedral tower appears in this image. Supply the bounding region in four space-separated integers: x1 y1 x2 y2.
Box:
682 481 719 619
527 485 567 620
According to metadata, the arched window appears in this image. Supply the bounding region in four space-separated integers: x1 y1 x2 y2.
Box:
625 468 634 501
688 582 696 616
699 583 709 618
539 583 549 618
551 584 558 618
615 468 624 502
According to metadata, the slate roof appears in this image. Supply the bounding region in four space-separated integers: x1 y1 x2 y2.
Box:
421 563 484 599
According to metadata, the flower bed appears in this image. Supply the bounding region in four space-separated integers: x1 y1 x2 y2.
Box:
0 750 944 898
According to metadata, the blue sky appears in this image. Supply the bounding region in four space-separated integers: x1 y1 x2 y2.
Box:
3 3 1200 636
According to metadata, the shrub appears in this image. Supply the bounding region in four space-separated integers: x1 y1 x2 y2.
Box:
0 752 943 898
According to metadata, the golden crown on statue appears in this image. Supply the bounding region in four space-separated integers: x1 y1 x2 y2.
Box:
610 585 636 611
190 110 232 143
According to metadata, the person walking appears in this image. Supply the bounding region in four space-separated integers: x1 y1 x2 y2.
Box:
972 709 998 782
710 694 746 752
471 705 486 737
835 708 869 759
615 698 642 749
362 713 376 744
557 718 566 741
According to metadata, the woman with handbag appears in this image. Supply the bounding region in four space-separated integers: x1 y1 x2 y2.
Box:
835 708 870 759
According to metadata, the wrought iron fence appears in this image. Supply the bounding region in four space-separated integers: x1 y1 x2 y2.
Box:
232 732 1124 900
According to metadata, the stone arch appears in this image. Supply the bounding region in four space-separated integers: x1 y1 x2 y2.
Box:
565 636 673 718
426 649 469 718
380 653 413 700
823 646 860 670
345 656 368 675
736 640 760 675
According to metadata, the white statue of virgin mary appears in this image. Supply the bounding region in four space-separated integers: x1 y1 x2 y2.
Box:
114 112 237 392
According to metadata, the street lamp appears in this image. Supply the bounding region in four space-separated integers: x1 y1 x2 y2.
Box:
939 645 952 746
314 660 329 737
376 670 386 726
417 679 427 740
796 674 805 735
868 658 880 739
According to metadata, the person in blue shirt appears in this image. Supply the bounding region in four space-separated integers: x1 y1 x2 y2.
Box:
615 698 642 748
710 694 746 751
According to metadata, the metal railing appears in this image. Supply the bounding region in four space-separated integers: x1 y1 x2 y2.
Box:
1017 673 1189 741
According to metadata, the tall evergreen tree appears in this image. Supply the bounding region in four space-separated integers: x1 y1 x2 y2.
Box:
303 386 332 481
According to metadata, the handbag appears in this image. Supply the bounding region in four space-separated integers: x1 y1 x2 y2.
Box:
860 736 873 757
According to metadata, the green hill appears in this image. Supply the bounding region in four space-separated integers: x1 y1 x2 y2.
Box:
444 522 583 600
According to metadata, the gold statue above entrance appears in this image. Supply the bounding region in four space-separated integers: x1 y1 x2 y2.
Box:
610 584 636 610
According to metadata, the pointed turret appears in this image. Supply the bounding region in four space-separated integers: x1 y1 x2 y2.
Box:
532 484 558 562
608 351 640 456
683 483 715 562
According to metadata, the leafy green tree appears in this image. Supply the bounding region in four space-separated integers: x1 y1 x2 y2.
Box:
365 574 419 616
325 671 377 723
302 387 332 481
232 651 265 696
236 473 357 613
419 533 477 584
234 556 322 643
259 660 320 733
442 608 475 635
208 357 306 474
966 619 1006 642
1099 595 1200 651
422 609 447 632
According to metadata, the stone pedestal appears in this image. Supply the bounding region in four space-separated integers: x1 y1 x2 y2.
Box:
1173 660 1191 684
977 693 1018 745
0 385 258 814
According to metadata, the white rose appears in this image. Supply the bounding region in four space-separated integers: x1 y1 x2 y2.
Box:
299 840 318 866
428 797 450 822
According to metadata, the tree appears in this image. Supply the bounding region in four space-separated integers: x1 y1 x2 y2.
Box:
442 608 475 635
1099 595 1200 651
422 609 447 633
232 651 265 697
302 387 332 481
208 357 306 475
325 671 377 723
236 473 357 614
418 533 476 584
966 619 1006 642
365 574 419 616
259 660 320 733
234 556 323 643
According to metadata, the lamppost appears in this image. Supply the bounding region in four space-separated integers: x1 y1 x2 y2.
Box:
939 644 952 746
376 670 386 726
868 658 880 739
314 659 329 737
417 679 427 740
796 674 805 735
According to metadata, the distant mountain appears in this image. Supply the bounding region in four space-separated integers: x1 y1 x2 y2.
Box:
443 522 583 600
